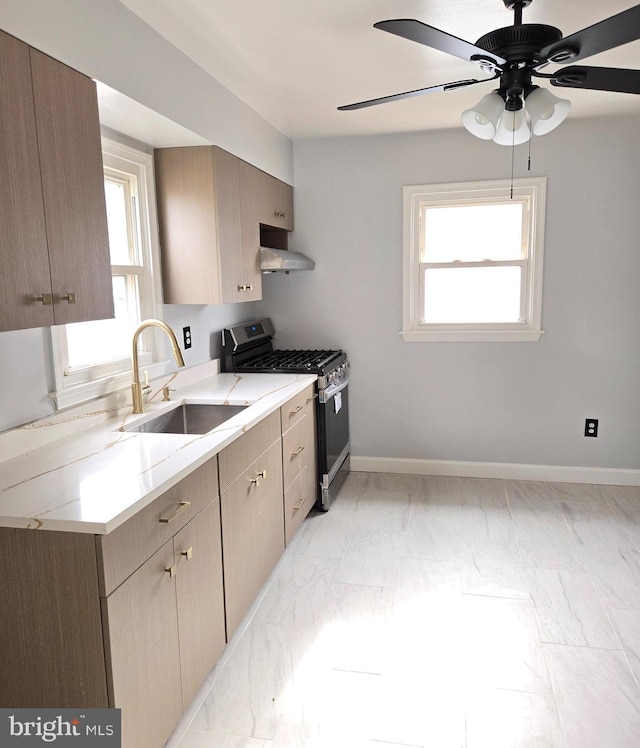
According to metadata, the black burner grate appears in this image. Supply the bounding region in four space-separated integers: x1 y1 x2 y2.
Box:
240 349 341 372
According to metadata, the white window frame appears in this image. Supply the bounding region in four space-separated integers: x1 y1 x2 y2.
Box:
50 137 165 409
402 177 546 342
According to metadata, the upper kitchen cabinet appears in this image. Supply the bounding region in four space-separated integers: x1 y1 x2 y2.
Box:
238 159 294 232
155 145 261 304
154 145 295 305
0 30 113 332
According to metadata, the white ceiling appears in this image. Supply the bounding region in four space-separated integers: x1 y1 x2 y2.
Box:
117 0 640 139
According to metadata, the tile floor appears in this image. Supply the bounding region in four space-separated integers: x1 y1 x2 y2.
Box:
166 472 640 747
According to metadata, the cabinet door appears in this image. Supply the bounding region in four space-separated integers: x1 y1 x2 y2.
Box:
0 31 53 332
220 440 284 637
174 500 226 709
103 539 182 748
237 159 264 302
265 173 294 231
30 48 114 325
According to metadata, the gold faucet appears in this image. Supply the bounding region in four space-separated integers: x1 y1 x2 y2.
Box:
131 319 186 414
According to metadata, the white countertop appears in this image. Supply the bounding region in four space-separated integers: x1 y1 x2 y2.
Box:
0 364 316 534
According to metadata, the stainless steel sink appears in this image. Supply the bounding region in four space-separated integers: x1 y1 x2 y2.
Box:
125 403 248 435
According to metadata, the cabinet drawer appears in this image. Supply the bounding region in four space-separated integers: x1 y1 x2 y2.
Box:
281 383 315 433
218 410 280 492
282 414 312 491
97 458 218 596
284 465 315 545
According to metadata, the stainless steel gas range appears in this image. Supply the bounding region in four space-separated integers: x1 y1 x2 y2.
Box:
222 318 350 510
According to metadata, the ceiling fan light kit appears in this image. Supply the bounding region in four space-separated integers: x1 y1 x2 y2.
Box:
462 86 571 143
339 0 640 145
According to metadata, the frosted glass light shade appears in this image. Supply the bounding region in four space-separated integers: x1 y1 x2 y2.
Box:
493 109 531 145
461 92 505 140
526 87 571 135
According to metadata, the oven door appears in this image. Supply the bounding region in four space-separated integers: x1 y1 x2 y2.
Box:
317 377 350 511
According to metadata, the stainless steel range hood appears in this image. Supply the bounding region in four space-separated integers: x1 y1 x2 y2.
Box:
260 246 315 273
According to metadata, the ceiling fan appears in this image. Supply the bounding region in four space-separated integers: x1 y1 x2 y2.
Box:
338 0 640 144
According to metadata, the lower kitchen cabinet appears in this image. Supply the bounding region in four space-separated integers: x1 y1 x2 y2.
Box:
281 383 317 544
220 438 284 638
103 500 225 748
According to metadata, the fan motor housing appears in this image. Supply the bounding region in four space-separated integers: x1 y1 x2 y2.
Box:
476 24 562 63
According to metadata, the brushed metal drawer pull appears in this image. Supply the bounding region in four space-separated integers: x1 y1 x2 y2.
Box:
290 405 303 415
60 292 77 304
293 497 306 512
181 546 193 561
35 293 53 305
159 501 191 523
165 564 177 578
249 470 267 486
237 284 253 292
291 445 305 457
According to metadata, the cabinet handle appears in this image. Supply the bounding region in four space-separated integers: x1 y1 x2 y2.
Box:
181 546 193 561
291 445 304 457
249 470 267 486
165 564 177 578
159 501 191 523
290 405 303 415
60 292 77 304
293 497 306 512
34 293 53 305
237 284 253 292
274 210 285 218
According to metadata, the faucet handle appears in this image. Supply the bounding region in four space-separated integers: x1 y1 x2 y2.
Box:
162 386 175 402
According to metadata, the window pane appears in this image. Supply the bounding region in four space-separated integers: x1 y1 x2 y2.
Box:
104 178 133 265
66 276 140 368
423 266 522 323
422 203 524 263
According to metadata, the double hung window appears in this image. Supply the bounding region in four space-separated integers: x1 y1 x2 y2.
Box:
402 178 546 342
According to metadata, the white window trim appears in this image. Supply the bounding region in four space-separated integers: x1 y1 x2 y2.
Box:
50 137 165 410
402 177 546 342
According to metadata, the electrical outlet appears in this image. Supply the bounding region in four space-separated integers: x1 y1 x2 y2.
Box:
183 326 192 350
584 418 598 437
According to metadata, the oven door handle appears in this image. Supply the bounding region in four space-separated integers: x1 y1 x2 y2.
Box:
319 374 349 404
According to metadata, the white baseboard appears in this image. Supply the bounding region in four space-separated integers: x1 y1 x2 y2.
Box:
350 456 640 487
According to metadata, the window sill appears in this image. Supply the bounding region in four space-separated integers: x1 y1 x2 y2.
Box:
400 329 543 343
52 360 170 411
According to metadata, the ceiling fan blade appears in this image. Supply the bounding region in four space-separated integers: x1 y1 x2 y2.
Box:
374 19 506 67
338 77 492 111
540 5 640 64
550 65 640 94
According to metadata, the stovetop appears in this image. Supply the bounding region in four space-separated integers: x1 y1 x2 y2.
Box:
222 318 347 377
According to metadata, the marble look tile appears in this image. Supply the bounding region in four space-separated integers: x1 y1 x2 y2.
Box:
466 689 562 748
270 668 380 748
346 471 425 495
334 528 403 588
178 731 270 747
370 674 466 748
527 568 620 648
544 643 640 747
603 485 640 551
461 595 551 694
294 510 359 560
609 607 640 685
190 623 322 740
462 542 531 600
560 501 636 552
580 548 640 612
252 555 341 627
330 488 413 534
507 482 584 571
457 478 516 550
550 482 612 505
402 479 463 563
313 583 395 675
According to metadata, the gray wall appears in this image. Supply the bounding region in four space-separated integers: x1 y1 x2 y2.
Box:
0 0 292 182
258 115 640 470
